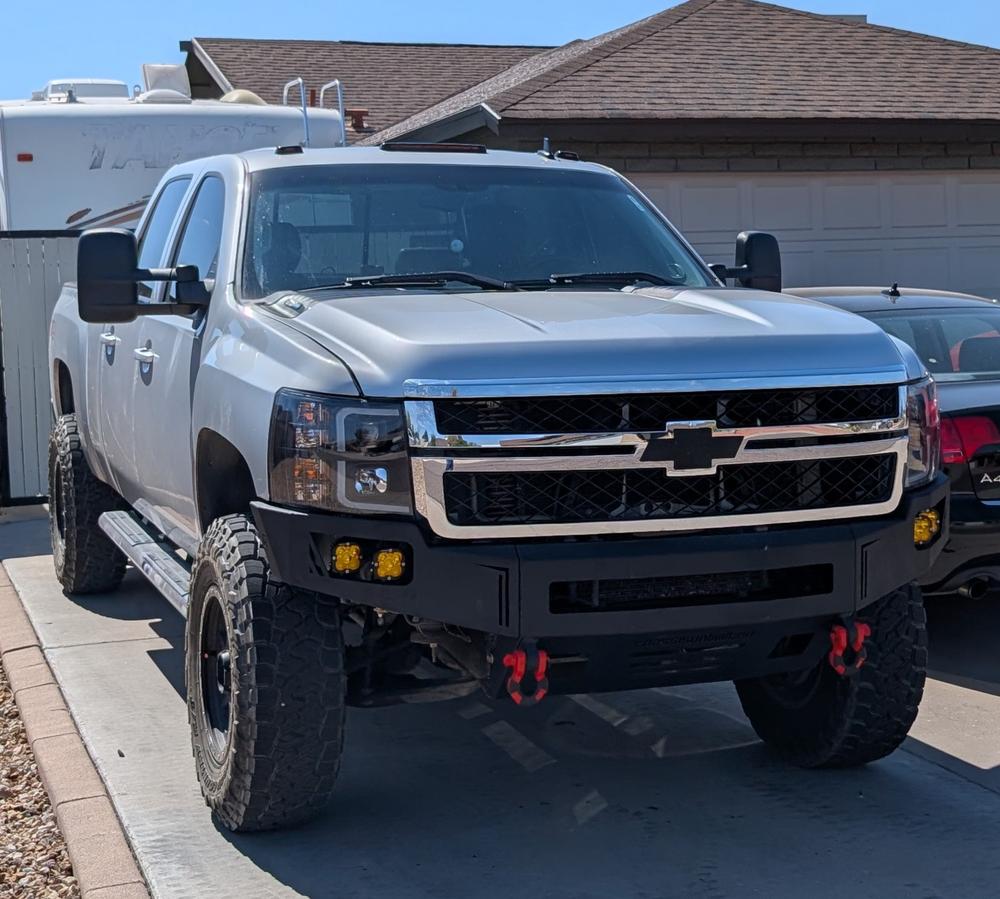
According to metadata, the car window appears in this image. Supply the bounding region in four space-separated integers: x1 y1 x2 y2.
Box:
241 164 713 298
169 175 225 299
865 306 1000 381
136 178 190 298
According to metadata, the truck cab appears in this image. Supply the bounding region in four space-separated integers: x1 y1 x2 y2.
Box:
49 143 947 832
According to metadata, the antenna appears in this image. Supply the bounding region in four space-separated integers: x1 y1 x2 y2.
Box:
282 77 311 148
538 136 553 159
882 282 901 302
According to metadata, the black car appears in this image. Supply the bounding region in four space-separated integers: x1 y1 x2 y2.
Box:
789 286 1000 597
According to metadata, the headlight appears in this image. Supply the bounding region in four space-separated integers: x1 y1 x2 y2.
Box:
269 389 412 515
905 377 940 488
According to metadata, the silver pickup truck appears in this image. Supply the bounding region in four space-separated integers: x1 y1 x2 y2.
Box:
48 143 948 832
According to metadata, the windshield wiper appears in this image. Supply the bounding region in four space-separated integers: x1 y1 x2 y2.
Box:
303 271 517 292
511 271 684 289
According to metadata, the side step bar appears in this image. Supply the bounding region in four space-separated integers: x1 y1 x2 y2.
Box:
98 511 191 617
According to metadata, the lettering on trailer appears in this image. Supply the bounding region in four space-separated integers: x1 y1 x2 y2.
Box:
82 122 280 171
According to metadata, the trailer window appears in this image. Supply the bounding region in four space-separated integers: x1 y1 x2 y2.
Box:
136 178 190 299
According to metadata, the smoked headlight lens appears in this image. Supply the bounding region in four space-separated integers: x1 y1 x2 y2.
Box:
906 377 940 488
269 389 412 515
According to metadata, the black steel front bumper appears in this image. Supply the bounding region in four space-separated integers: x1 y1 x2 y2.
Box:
922 494 1000 594
252 473 948 641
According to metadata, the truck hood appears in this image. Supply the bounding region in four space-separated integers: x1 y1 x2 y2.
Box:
271 286 914 397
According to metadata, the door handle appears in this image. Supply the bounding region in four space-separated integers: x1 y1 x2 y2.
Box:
99 331 120 346
133 347 158 363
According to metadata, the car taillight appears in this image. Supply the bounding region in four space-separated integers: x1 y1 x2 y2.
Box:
940 415 1000 464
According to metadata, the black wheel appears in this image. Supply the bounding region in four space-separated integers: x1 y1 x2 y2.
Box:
185 514 346 832
48 413 127 595
736 584 927 768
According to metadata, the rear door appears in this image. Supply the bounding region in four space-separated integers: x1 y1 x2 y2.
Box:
91 176 190 500
129 174 225 543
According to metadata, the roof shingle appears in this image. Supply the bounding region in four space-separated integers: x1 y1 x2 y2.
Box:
368 0 1000 143
192 37 547 140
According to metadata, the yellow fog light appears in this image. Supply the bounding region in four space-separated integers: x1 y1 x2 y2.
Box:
374 549 405 581
333 542 362 573
913 509 941 546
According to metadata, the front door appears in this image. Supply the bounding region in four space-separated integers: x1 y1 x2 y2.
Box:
95 176 191 502
130 175 225 546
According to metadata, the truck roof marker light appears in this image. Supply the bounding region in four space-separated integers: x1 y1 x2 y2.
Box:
380 142 487 154
16 153 33 162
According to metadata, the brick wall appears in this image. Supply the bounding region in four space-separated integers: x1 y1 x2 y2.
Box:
462 124 1000 174
531 139 1000 174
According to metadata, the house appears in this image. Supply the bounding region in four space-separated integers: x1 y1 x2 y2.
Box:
184 0 1000 295
181 38 547 139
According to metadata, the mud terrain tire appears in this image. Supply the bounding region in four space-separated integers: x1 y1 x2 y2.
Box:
186 514 346 832
736 585 927 768
49 413 127 595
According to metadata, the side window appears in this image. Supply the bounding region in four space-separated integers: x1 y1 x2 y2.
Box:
136 178 191 298
169 176 225 299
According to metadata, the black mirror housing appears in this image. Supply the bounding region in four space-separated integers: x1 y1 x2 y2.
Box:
734 231 782 293
76 230 209 323
175 277 213 305
76 229 140 324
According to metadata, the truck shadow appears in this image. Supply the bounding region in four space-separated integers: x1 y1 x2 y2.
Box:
214 681 1000 899
211 591 1000 899
59 570 187 697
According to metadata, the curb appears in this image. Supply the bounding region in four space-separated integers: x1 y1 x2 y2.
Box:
0 565 150 899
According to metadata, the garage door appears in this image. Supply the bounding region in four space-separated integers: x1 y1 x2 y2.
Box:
631 170 1000 298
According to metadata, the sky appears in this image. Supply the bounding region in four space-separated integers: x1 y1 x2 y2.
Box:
2 0 999 100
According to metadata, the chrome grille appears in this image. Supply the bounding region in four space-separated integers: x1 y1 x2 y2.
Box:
441 456 897 527
406 382 908 539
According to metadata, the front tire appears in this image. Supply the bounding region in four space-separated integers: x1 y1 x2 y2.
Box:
186 514 346 832
48 413 127 595
736 585 927 768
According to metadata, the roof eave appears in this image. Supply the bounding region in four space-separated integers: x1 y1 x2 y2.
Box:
184 37 234 94
365 102 501 146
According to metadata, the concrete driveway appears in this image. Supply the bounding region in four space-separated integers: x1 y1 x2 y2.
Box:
3 513 1000 899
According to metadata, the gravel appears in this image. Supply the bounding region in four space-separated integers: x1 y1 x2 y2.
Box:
0 661 79 899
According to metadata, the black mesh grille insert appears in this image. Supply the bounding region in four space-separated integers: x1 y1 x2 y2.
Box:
550 565 833 614
433 386 899 435
442 456 896 526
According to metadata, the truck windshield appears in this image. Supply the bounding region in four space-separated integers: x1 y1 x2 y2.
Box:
241 163 713 298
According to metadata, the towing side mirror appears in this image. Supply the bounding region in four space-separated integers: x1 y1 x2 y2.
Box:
77 229 141 323
76 228 206 324
734 231 781 292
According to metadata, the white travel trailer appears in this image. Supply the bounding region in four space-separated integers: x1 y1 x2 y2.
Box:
0 66 346 501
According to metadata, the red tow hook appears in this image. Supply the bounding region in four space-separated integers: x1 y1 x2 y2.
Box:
828 621 872 676
502 645 550 706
